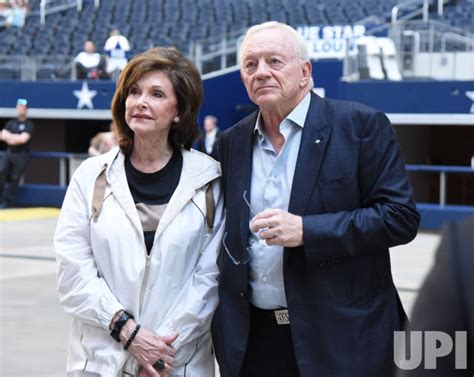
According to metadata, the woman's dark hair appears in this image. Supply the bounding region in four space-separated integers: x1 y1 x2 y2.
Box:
111 47 202 155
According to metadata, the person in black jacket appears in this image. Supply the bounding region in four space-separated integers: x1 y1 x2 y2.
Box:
396 216 473 377
0 98 34 208
196 115 220 159
211 21 420 377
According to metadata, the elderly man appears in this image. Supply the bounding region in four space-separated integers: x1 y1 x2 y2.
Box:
197 115 220 159
211 21 420 377
0 98 34 208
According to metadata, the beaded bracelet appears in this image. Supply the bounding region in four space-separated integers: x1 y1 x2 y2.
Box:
124 324 141 350
110 310 134 342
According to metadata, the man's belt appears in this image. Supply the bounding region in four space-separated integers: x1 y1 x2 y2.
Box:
250 304 290 325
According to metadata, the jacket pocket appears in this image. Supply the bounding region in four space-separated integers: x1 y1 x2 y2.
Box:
318 172 359 213
326 256 390 308
172 334 214 377
80 323 109 363
174 339 199 368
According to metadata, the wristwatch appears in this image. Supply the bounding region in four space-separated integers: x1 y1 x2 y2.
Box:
110 310 134 342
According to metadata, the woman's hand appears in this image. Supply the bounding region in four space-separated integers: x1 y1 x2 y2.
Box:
138 365 170 377
120 320 178 376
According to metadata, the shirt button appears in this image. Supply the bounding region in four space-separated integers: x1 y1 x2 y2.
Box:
262 276 267 282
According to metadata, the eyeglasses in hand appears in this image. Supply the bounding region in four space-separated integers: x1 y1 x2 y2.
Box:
222 191 255 265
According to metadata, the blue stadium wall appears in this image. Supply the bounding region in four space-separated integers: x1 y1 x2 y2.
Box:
0 60 473 229
0 61 472 126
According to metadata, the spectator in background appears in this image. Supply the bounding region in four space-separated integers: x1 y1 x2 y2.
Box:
396 215 474 377
6 0 28 28
74 40 107 80
104 29 131 80
88 121 118 156
0 1 12 25
0 0 8 13
0 98 34 209
197 115 220 159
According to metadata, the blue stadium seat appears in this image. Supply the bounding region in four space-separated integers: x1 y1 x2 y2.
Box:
0 0 470 79
0 66 19 80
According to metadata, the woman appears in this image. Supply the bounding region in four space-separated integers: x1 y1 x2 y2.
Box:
88 121 118 156
55 47 224 377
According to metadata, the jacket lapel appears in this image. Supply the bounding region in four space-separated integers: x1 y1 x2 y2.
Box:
288 93 331 216
232 115 257 250
156 150 221 239
106 152 144 237
155 174 195 239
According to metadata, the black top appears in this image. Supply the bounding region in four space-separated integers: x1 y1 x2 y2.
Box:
4 118 34 152
125 150 182 254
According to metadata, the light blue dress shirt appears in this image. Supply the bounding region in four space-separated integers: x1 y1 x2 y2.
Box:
248 92 311 309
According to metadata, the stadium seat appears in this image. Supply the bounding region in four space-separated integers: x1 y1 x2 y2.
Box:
0 65 19 80
0 0 471 80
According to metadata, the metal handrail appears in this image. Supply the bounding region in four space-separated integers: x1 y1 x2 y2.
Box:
40 0 100 24
406 165 474 173
392 0 425 24
40 0 76 24
2 150 472 208
0 54 78 81
406 164 474 206
0 150 86 186
441 32 474 52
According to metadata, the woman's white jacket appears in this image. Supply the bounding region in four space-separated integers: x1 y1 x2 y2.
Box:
54 147 224 377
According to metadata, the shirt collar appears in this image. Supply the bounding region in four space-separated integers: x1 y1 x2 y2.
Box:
253 91 311 138
206 128 218 138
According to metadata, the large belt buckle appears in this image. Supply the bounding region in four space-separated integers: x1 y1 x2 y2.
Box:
274 309 290 325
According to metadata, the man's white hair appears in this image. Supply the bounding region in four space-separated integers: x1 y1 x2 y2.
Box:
238 21 313 89
238 21 310 66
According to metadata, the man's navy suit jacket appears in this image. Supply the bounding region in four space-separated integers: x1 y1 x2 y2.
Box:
211 92 420 377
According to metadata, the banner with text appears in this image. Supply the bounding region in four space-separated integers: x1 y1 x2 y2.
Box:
297 25 366 60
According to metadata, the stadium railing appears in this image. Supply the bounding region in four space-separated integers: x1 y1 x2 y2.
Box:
406 164 474 206
0 150 86 207
39 0 100 25
1 151 473 229
406 164 474 229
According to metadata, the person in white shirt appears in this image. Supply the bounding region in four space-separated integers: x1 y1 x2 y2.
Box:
104 29 131 80
74 40 107 79
88 121 118 157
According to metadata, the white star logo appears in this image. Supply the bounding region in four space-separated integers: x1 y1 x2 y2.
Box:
73 82 97 109
466 91 474 114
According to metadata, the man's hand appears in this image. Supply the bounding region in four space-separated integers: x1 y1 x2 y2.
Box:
250 209 303 247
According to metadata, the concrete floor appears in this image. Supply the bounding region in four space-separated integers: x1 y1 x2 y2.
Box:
0 211 441 376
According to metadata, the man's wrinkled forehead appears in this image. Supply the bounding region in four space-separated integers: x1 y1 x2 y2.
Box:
241 29 298 61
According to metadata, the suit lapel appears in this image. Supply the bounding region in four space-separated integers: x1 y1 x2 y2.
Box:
231 114 257 250
289 93 331 215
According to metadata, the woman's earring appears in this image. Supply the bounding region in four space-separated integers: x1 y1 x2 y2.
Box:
173 116 180 123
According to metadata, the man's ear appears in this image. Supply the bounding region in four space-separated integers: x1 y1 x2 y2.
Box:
300 61 312 87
